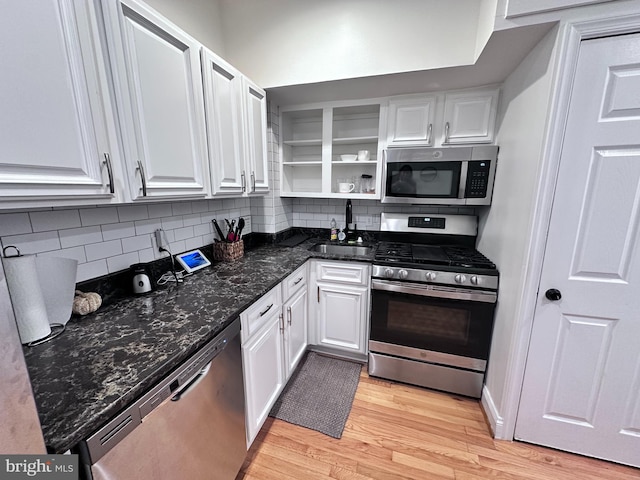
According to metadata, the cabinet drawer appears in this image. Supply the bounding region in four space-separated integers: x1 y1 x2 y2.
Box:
282 263 307 301
315 261 369 286
240 286 282 342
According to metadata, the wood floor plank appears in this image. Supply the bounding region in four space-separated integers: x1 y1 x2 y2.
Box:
236 369 640 480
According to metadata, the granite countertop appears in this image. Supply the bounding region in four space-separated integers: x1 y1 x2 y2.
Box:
22 239 374 453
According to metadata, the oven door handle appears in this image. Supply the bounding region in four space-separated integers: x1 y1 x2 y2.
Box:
371 279 497 303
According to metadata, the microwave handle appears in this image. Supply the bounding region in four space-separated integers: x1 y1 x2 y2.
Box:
458 161 469 199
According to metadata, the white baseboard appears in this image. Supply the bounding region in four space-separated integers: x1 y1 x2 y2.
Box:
481 384 506 439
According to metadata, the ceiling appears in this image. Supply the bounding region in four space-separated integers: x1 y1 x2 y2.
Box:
267 22 557 107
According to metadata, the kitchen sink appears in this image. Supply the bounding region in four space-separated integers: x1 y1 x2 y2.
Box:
310 243 373 256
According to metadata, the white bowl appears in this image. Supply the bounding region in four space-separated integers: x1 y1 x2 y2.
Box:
340 154 357 161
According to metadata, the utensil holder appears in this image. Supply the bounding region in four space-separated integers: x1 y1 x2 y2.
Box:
213 240 244 261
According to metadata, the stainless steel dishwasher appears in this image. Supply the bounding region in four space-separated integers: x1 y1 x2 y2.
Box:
79 319 246 480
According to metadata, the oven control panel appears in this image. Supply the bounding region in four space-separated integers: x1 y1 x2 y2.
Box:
372 265 498 291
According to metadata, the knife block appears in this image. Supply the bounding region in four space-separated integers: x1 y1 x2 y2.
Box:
213 240 244 261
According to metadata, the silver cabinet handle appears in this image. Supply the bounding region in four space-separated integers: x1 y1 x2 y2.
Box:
426 123 433 145
251 171 256 193
136 161 147 197
103 153 115 194
279 313 284 332
287 306 292 325
241 170 246 193
444 122 450 144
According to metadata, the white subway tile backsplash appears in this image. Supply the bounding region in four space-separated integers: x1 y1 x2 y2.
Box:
107 252 139 273
77 260 109 283
30 209 80 232
182 213 201 227
0 213 32 236
191 201 209 213
169 239 186 255
172 202 193 216
184 236 204 251
3 231 61 254
147 203 172 219
60 226 103 248
193 222 211 237
161 216 183 231
117 205 149 222
79 207 119 226
134 218 162 236
174 226 194 242
138 248 156 263
122 234 152 253
85 239 122 261
37 246 87 263
102 222 135 241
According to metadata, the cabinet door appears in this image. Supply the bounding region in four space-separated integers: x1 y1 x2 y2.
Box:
104 0 209 200
387 95 437 147
242 313 285 447
0 0 119 206
442 89 499 145
202 50 245 196
316 282 368 354
284 288 308 378
243 78 269 194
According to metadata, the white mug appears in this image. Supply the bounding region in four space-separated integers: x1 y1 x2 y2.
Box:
357 150 370 161
338 182 355 193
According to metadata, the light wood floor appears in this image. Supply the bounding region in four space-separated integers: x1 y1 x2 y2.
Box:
237 367 639 480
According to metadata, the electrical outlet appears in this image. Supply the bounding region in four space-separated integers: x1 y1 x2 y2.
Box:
155 229 169 251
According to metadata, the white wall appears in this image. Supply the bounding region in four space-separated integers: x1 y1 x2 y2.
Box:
143 0 226 55
218 0 484 88
476 25 560 432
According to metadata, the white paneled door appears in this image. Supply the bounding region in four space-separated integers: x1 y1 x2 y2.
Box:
515 33 640 467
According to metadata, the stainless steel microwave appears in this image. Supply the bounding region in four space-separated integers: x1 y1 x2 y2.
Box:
381 145 498 205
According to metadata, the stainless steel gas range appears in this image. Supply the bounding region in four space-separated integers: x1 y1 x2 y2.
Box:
368 213 498 398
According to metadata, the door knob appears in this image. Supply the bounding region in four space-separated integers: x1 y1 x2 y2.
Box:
545 288 562 301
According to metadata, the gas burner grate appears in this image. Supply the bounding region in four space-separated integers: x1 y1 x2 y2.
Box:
442 246 496 269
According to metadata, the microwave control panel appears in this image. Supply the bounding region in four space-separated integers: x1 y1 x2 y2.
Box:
465 161 491 198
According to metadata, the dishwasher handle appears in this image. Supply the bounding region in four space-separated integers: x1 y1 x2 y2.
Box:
171 362 211 401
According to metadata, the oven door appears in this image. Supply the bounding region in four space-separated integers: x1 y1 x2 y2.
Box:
369 279 496 367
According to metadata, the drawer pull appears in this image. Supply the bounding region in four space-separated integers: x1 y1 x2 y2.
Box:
259 303 274 317
293 277 303 285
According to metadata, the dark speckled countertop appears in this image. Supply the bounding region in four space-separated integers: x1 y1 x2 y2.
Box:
22 240 374 453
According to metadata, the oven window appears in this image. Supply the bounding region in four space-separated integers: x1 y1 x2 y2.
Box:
385 161 461 198
388 301 470 342
370 288 495 360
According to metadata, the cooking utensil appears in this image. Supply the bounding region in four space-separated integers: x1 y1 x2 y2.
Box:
235 218 245 241
227 219 236 242
212 219 226 242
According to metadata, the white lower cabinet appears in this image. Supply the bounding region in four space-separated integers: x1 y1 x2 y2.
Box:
241 286 284 447
282 264 308 377
241 264 308 447
309 260 370 356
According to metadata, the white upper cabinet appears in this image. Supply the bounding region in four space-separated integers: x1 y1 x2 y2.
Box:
202 51 269 197
387 86 500 148
202 50 244 196
0 0 124 208
102 0 209 201
441 88 500 145
243 78 269 195
387 95 437 147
